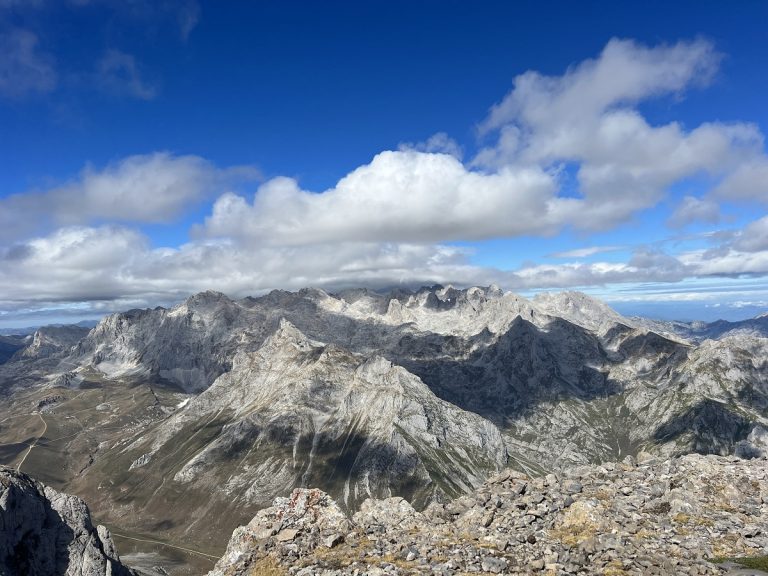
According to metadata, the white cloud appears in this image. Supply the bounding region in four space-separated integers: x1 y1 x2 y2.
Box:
0 153 259 242
199 150 561 245
681 249 768 277
0 226 149 303
0 28 56 98
508 249 691 289
198 39 768 246
0 226 480 310
479 38 718 136
733 216 768 253
713 159 768 203
667 195 722 228
474 38 766 231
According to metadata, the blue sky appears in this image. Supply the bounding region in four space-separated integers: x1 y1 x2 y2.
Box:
2 0 768 327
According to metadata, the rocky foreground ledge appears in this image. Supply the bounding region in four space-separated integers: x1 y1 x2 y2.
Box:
0 466 134 576
209 454 768 576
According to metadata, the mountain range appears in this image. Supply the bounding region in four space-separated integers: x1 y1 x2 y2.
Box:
0 285 766 569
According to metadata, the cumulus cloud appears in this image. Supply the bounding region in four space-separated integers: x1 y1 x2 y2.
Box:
0 153 259 242
474 38 764 231
0 28 56 98
479 38 720 136
199 150 560 245
681 249 768 277
667 195 722 228
0 226 479 310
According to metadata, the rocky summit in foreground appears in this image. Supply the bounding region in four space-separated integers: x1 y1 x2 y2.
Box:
208 453 768 576
0 466 134 576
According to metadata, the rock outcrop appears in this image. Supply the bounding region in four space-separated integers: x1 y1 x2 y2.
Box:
209 454 768 575
17 326 91 360
0 466 133 576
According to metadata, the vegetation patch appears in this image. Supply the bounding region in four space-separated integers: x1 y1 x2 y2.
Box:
246 556 287 576
712 556 768 571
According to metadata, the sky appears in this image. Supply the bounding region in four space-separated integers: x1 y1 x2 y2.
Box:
2 0 768 327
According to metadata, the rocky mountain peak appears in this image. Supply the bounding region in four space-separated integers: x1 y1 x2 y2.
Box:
263 318 319 349
181 289 232 307
533 290 630 333
297 287 333 301
0 466 134 576
16 325 90 360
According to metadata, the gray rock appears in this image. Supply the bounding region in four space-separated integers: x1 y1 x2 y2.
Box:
323 533 343 548
564 481 583 494
0 466 134 576
480 556 507 573
275 528 299 542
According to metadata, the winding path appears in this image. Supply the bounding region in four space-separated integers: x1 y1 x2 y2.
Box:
16 413 47 472
110 532 219 562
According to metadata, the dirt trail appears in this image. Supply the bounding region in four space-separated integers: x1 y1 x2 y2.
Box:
16 413 47 472
111 532 220 561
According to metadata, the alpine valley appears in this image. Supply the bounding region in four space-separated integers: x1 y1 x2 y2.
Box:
0 285 767 574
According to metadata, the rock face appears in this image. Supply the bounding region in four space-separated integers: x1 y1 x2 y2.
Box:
72 292 247 392
208 453 768 576
17 326 91 360
90 319 506 548
0 466 133 576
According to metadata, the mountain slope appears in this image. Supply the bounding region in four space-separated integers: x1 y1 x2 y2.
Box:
73 320 506 551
